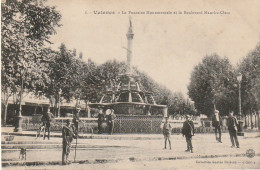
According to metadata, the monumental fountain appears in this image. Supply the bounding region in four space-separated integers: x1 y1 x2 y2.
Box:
97 19 168 117
91 19 168 133
21 19 199 134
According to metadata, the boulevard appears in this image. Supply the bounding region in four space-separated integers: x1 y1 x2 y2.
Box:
2 128 260 169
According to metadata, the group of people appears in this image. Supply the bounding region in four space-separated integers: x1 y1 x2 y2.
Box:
212 110 240 148
39 107 80 164
40 107 80 140
97 108 116 134
162 110 241 153
39 106 116 164
42 106 241 164
62 107 116 164
163 115 194 152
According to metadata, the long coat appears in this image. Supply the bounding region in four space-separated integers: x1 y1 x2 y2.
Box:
41 112 54 128
182 120 195 138
227 116 239 131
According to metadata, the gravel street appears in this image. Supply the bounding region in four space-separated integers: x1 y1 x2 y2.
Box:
2 131 260 169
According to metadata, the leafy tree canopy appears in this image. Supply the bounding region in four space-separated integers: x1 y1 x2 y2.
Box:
238 42 260 114
188 54 237 117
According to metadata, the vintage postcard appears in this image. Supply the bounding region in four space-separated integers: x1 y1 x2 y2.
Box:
1 0 260 169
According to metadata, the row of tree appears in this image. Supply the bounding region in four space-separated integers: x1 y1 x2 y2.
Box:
3 1 259 126
1 0 195 125
188 42 260 118
1 0 61 124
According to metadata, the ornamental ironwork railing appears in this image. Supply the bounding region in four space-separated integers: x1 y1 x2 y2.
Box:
21 115 229 134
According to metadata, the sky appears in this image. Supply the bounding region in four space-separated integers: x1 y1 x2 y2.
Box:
46 0 260 98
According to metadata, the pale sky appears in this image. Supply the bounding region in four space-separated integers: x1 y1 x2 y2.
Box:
47 0 260 97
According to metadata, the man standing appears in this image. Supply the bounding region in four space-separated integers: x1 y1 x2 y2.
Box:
62 119 77 165
182 115 195 153
212 110 222 143
227 111 240 148
162 117 172 150
106 109 116 134
41 107 54 140
97 109 104 134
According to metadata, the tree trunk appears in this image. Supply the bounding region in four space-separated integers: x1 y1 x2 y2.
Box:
12 93 19 125
250 113 253 129
247 114 250 128
54 95 59 117
85 100 91 118
4 103 8 125
2 90 10 126
54 102 57 117
58 95 61 117
49 95 55 115
18 79 24 116
257 110 260 130
244 114 247 128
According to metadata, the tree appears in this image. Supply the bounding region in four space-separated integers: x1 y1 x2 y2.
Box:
79 52 83 59
134 68 192 116
81 59 99 102
72 48 77 57
91 60 126 101
188 54 237 117
1 0 61 125
42 44 79 116
238 42 260 128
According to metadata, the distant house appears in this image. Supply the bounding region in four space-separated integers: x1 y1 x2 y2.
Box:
2 92 89 125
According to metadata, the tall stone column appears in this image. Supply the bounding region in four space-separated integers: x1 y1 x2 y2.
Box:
126 19 134 73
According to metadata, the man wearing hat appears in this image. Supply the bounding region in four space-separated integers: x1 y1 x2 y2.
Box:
41 107 54 140
227 111 240 148
62 118 77 165
97 108 104 134
182 115 195 153
162 116 172 149
212 110 223 143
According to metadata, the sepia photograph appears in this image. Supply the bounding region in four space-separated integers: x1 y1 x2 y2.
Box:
1 0 260 169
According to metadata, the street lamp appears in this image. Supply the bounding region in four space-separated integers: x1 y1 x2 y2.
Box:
58 88 62 117
237 72 244 136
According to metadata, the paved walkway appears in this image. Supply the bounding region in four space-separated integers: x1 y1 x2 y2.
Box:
1 127 163 140
2 127 260 168
2 127 259 140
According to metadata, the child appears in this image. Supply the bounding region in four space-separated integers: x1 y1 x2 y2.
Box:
163 117 172 150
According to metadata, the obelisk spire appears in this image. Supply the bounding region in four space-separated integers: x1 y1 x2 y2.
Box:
126 17 134 73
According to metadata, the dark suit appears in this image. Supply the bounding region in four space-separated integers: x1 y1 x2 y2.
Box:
212 115 222 142
227 116 239 147
41 111 54 140
98 113 104 134
182 120 195 152
107 114 116 134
